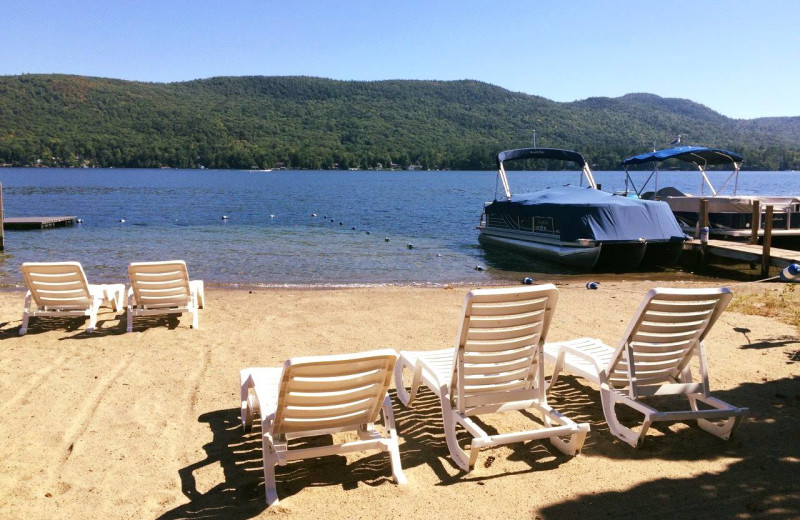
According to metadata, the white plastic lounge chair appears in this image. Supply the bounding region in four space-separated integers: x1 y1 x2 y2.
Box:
393 285 589 472
544 287 748 448
240 349 406 506
126 260 205 332
20 261 125 335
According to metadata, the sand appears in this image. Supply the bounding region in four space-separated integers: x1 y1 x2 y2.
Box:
0 281 797 519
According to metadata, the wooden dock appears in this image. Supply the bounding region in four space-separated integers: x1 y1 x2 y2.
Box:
2 216 78 230
684 239 800 269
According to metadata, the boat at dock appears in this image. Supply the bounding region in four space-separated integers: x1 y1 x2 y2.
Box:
478 148 687 271
621 146 800 248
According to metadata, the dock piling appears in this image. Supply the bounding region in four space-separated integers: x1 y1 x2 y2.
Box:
750 199 760 245
762 205 774 277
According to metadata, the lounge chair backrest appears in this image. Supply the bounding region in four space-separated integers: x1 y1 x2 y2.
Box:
128 261 192 309
451 285 559 415
606 287 732 394
21 262 92 309
272 349 398 436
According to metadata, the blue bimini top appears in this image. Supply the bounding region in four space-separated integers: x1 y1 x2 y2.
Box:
485 185 686 243
621 146 743 167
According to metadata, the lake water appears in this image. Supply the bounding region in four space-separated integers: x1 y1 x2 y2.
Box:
1 168 797 287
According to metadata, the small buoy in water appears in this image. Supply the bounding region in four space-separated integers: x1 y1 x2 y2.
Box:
474 265 485 271
436 253 442 257
365 231 371 235
384 237 390 242
780 263 800 282
407 243 414 249
118 219 126 223
351 226 356 230
339 221 343 226
522 277 534 285
221 215 228 220
312 213 317 217
270 214 276 218
586 282 599 290
76 218 83 223
330 218 334 223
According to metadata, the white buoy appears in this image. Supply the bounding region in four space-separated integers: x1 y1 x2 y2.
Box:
312 213 318 217
76 218 83 223
118 219 126 223
222 215 228 220
270 214 276 218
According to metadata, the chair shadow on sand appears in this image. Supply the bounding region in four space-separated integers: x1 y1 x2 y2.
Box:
157 336 799 519
1 310 184 338
538 371 800 519
157 406 402 520
390 387 577 484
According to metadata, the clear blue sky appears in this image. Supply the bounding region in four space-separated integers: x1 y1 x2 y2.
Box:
2 0 798 119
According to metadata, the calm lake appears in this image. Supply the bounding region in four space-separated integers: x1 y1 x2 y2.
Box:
1 168 797 287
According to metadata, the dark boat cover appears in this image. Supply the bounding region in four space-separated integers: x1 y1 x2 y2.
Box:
485 186 686 243
621 146 743 166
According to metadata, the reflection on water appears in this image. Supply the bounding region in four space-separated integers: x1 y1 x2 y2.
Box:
0 168 796 287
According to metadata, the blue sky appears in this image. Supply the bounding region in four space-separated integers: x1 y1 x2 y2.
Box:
2 0 798 119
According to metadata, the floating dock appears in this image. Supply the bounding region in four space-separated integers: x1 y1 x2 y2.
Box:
2 216 77 230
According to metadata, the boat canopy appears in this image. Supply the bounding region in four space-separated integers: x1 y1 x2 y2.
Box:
494 147 596 200
621 146 743 167
497 148 587 168
484 185 686 243
621 145 744 197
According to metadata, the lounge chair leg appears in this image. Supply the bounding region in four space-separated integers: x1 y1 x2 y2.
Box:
126 309 133 333
191 309 199 329
686 393 744 440
440 393 472 472
381 396 407 485
86 301 100 333
241 379 255 432
393 357 414 406
262 433 280 506
600 386 647 448
542 406 589 456
546 350 567 393
20 292 32 336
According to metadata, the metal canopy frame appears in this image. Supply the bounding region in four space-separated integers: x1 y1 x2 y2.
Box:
621 146 743 198
495 147 597 201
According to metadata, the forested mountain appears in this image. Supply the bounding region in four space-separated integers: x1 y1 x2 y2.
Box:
1 74 798 170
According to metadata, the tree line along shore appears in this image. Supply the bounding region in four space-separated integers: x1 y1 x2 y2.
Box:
1 74 798 171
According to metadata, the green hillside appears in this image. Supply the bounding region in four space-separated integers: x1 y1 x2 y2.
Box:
0 74 798 170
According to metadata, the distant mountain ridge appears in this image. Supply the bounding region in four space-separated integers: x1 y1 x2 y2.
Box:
0 74 797 170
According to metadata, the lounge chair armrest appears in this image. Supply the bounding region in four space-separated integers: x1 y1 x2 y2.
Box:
552 341 606 373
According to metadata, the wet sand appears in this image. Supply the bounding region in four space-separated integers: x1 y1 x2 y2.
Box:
0 281 797 519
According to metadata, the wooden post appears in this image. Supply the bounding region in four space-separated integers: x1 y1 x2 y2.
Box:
761 205 773 277
750 199 760 245
697 198 709 269
0 182 4 251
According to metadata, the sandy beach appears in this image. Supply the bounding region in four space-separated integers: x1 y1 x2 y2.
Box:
0 281 797 519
